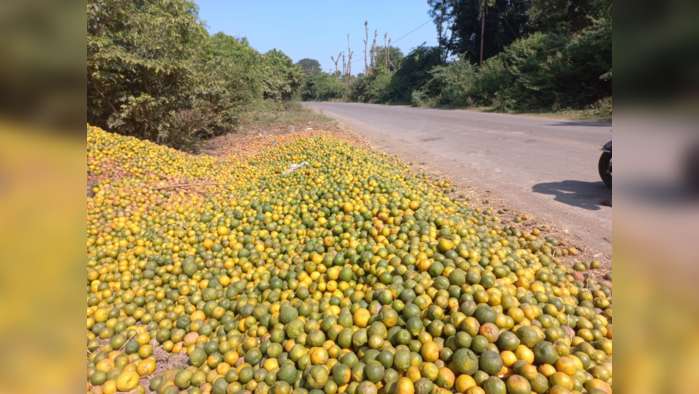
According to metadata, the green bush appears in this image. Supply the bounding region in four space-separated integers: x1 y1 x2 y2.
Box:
260 50 305 102
350 69 393 104
419 22 611 113
87 0 304 149
473 55 511 105
410 90 437 107
412 56 478 107
591 97 612 118
338 1 611 116
301 72 348 101
387 45 442 103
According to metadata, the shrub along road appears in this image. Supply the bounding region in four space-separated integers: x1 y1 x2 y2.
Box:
304 102 612 256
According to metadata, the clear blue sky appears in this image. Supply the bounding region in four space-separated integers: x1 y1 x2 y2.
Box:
197 0 437 74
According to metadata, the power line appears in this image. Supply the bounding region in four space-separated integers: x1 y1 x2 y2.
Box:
392 19 432 44
349 19 433 65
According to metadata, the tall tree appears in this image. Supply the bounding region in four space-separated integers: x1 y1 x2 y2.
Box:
346 34 353 86
296 58 322 75
375 46 404 72
330 53 342 80
87 0 208 143
370 30 379 72
387 45 441 102
262 50 305 102
526 0 607 33
363 21 370 75
428 0 456 62
447 0 530 65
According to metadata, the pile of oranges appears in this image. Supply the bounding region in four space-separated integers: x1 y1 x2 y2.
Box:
87 125 611 394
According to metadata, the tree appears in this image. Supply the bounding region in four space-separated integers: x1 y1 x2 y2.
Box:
301 72 348 101
330 53 342 80
387 45 442 102
350 68 392 104
207 32 265 104
447 0 531 65
369 30 379 74
413 54 478 107
428 0 456 61
296 58 322 75
375 46 404 72
87 0 305 148
87 0 210 145
346 34 354 87
363 21 370 75
526 0 607 33
262 50 305 102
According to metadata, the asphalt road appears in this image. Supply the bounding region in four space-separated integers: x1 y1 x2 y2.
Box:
304 102 612 256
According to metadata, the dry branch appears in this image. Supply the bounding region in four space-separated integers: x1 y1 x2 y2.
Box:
151 182 225 190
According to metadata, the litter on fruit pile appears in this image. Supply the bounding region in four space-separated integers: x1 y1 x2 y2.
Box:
282 161 308 175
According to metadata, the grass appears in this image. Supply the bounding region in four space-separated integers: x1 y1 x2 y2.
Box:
408 101 611 122
466 105 612 122
191 100 340 153
240 100 337 131
387 98 611 123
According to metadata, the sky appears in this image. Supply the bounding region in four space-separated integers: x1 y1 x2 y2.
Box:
197 0 437 74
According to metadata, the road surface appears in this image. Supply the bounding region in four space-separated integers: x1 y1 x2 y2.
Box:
304 102 612 256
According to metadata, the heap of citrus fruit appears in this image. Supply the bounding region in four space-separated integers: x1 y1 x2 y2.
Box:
87 125 612 394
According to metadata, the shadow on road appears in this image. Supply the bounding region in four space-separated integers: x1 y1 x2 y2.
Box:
532 180 612 210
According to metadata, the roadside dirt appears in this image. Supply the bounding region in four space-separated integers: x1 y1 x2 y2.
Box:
198 118 344 157
198 118 358 159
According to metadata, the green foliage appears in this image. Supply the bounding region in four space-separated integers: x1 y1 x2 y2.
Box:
488 32 571 109
374 46 405 72
350 68 393 103
240 100 335 128
473 55 509 104
590 96 612 119
526 0 608 33
410 90 437 108
329 0 611 115
407 10 610 113
87 0 207 147
427 0 453 59
387 45 443 103
448 0 531 65
413 56 478 107
87 0 303 149
398 0 612 114
297 59 322 75
301 72 348 102
206 32 265 104
261 50 306 102
476 17 611 111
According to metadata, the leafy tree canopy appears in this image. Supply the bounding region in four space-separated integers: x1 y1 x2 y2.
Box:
296 58 322 75
87 0 304 148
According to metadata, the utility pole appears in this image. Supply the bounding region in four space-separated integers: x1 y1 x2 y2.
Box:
480 0 486 67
